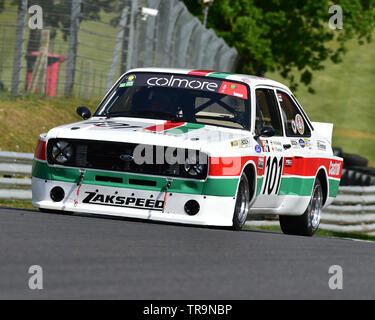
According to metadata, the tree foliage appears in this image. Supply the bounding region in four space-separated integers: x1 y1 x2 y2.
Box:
182 0 375 90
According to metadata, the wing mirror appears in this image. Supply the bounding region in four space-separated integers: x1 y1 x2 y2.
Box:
254 126 276 140
76 106 91 120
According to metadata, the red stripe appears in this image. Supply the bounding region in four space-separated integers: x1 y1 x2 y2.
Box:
188 70 215 77
209 156 343 179
283 157 343 179
209 156 261 176
34 140 46 161
145 121 185 132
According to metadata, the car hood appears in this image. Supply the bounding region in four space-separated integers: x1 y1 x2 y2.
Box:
46 117 253 154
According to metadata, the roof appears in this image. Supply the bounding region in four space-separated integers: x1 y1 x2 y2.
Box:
126 67 291 92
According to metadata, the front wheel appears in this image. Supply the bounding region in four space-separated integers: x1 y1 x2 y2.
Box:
232 173 250 231
279 178 323 236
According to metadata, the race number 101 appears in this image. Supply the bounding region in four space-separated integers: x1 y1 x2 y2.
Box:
262 157 284 195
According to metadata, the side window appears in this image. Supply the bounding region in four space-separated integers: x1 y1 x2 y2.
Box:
255 89 283 136
277 91 311 137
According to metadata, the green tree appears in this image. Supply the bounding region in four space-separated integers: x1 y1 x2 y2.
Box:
183 0 375 91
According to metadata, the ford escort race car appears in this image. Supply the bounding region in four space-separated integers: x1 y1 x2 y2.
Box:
32 68 343 236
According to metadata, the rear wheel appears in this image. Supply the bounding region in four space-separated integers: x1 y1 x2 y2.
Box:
279 178 323 236
232 173 250 231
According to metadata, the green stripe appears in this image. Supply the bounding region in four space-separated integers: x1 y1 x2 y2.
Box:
32 160 238 197
166 123 205 134
207 72 234 79
278 177 315 197
329 179 340 198
33 161 340 199
256 177 263 196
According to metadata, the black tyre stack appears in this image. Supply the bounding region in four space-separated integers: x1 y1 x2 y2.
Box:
334 147 375 186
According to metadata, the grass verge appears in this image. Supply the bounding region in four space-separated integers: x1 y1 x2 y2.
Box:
0 94 99 153
0 199 34 210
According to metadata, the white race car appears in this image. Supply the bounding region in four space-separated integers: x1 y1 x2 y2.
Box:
32 68 343 235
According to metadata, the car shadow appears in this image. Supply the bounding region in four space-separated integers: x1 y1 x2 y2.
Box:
0 205 282 235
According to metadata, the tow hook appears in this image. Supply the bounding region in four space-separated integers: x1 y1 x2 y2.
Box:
162 178 173 213
74 169 86 207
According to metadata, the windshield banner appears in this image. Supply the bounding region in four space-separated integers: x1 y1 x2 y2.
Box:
120 73 248 100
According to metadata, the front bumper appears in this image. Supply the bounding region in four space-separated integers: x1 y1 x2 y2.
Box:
32 177 236 227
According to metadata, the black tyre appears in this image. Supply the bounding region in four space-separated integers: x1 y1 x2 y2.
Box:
340 169 348 186
332 147 343 158
361 174 371 187
343 153 368 168
279 178 323 236
232 173 250 231
347 170 356 185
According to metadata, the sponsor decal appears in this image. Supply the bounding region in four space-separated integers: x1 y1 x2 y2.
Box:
304 139 311 147
255 145 262 153
231 138 250 148
147 75 219 92
329 162 341 176
277 94 283 102
270 140 283 152
291 120 297 135
132 73 248 99
83 191 165 211
219 81 248 99
120 74 136 87
317 141 327 151
258 157 264 169
261 140 270 152
295 114 305 135
299 139 305 148
285 158 293 167
291 139 299 149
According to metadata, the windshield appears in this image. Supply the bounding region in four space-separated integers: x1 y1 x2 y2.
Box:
95 73 250 130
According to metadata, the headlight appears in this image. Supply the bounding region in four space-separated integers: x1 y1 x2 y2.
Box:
184 155 205 176
51 141 73 164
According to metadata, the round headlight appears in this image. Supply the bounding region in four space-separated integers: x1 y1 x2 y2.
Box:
184 156 204 176
52 141 73 164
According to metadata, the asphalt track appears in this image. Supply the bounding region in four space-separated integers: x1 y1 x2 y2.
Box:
0 207 375 300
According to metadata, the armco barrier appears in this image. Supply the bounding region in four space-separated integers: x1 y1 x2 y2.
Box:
1 151 374 234
0 151 32 200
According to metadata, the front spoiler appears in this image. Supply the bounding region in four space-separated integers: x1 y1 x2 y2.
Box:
32 177 236 227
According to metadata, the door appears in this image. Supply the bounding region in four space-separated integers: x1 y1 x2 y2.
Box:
252 88 291 209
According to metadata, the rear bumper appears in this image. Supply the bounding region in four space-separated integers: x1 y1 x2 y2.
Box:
32 177 236 227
